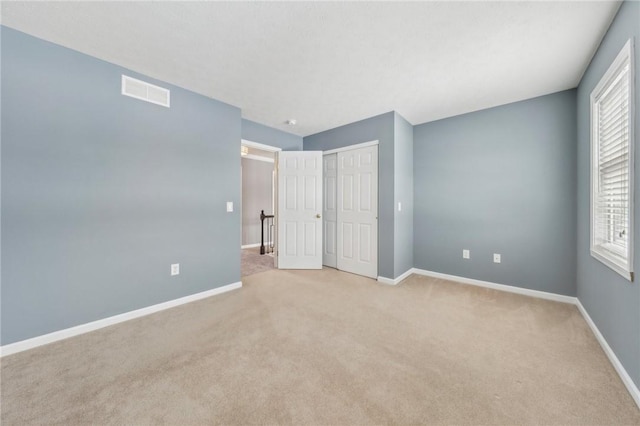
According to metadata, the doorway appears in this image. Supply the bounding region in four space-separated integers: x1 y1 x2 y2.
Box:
240 139 280 277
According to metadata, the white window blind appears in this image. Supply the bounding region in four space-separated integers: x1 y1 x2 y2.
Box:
590 39 635 281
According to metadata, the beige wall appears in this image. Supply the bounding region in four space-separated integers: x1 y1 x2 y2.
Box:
242 158 274 246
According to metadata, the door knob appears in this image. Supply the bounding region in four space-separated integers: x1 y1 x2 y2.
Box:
316 214 321 218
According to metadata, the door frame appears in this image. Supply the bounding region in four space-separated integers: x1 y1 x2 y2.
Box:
323 140 379 155
242 139 282 153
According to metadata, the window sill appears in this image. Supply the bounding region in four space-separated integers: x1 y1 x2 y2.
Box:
590 247 633 282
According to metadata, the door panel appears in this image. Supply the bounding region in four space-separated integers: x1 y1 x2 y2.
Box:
323 154 338 268
342 222 354 259
359 223 372 262
343 175 354 210
304 176 317 210
360 173 372 210
277 151 323 269
337 146 378 278
284 221 297 256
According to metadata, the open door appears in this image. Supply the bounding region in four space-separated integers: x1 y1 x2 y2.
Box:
276 151 323 269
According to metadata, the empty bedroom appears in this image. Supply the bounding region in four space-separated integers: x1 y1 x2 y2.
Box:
1 1 639 424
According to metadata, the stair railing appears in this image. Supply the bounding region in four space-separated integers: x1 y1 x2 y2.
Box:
260 210 275 255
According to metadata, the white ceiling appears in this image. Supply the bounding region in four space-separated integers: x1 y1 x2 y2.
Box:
1 1 621 136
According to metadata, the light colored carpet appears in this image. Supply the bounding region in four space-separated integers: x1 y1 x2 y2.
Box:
241 247 275 277
1 268 639 425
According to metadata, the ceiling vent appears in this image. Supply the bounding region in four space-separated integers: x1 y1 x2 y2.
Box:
121 75 170 108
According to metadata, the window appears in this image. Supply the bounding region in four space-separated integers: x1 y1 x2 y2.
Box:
591 39 635 281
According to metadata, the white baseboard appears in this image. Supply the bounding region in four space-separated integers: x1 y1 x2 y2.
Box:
575 300 640 409
241 243 273 249
411 268 577 304
377 276 395 285
377 268 414 285
0 281 242 357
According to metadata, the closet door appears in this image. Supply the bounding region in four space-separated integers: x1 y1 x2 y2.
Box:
323 154 338 268
337 145 378 278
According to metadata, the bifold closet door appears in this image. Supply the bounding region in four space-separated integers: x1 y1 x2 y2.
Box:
323 154 338 268
336 146 378 278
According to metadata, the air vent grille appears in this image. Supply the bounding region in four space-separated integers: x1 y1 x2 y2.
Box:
121 75 170 108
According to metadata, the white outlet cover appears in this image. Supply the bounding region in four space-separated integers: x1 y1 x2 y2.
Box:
226 201 233 212
171 263 180 275
493 254 501 263
398 202 402 212
463 249 470 259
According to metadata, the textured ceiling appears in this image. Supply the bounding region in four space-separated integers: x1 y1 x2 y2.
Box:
1 1 621 136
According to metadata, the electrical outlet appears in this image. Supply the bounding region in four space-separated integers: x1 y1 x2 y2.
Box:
463 249 470 259
398 202 402 212
171 263 180 276
493 254 501 264
226 201 233 212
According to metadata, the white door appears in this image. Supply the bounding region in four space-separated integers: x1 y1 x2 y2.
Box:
337 145 378 278
323 154 338 268
276 151 323 269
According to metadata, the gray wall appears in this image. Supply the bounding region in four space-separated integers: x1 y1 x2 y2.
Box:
242 158 274 246
241 119 302 151
413 90 577 296
576 0 640 388
303 112 396 279
1 27 242 345
394 112 414 277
